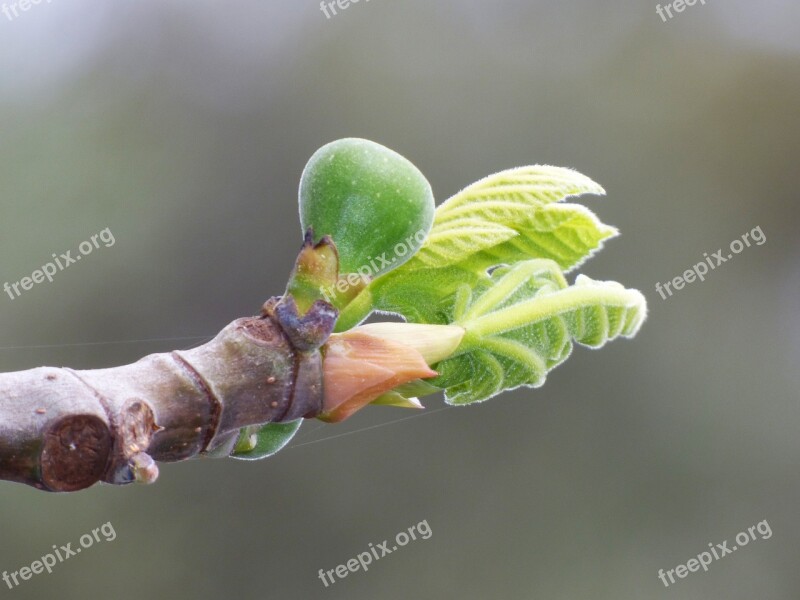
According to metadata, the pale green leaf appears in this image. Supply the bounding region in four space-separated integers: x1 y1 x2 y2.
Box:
397 166 608 271
435 165 606 224
413 218 517 267
459 203 617 274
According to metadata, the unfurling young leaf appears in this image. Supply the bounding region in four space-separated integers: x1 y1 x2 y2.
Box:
411 165 615 272
329 160 646 409
430 260 646 405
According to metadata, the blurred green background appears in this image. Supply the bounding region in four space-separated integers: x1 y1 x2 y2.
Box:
1 1 799 598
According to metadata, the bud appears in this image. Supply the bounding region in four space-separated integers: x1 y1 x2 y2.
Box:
319 324 464 423
353 323 465 365
320 333 433 423
282 229 339 315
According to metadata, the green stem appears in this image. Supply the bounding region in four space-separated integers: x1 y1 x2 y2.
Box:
465 286 643 338
461 259 566 321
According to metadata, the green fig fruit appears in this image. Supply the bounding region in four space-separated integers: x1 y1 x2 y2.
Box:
299 138 434 277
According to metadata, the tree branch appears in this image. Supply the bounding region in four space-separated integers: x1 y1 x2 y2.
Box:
0 298 337 492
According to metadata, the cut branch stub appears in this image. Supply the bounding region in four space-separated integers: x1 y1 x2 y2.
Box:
41 414 111 492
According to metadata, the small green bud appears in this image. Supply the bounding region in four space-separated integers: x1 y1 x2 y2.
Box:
299 138 434 276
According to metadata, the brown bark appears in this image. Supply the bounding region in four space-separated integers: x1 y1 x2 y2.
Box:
0 297 337 493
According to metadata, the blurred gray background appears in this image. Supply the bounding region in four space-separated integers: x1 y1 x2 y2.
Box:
1 1 799 598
